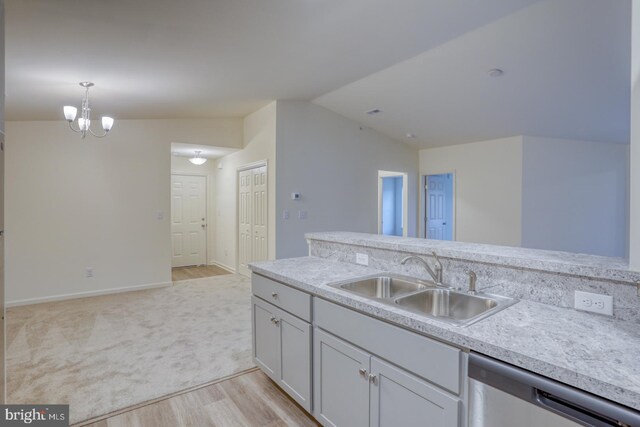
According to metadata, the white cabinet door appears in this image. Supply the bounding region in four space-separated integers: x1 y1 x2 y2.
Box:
314 329 370 427
278 309 312 411
252 297 279 380
370 357 460 427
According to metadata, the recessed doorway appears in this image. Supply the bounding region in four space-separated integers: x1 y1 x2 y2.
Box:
378 171 408 237
423 172 455 241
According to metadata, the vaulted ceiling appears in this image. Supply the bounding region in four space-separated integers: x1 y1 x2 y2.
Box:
6 0 630 147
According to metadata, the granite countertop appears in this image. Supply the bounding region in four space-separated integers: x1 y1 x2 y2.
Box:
249 256 640 411
306 231 640 283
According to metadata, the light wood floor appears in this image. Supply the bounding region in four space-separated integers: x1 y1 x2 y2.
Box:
80 369 319 427
172 265 232 282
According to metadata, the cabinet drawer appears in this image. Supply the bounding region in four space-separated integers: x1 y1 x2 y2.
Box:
314 298 461 395
252 274 312 322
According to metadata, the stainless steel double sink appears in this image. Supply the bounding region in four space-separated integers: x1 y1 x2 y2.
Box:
330 274 517 327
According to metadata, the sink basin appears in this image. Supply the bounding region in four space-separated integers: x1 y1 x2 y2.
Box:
329 273 517 326
394 289 515 326
333 275 433 298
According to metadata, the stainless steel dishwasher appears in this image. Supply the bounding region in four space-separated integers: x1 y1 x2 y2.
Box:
468 352 640 427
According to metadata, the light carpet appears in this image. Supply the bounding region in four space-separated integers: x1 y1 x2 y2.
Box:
6 274 255 424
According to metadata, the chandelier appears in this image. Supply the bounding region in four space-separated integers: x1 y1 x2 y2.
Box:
189 151 207 165
63 82 114 139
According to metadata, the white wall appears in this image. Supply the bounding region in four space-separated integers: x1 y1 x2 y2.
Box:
213 102 277 271
170 156 219 265
631 1 640 270
522 137 628 257
6 118 243 305
419 137 523 247
275 101 419 259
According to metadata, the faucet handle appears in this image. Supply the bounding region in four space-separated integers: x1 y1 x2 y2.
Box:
431 251 443 270
465 270 477 295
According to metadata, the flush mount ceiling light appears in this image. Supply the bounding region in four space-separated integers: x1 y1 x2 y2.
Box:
189 151 207 165
63 82 114 139
488 68 504 77
406 133 416 139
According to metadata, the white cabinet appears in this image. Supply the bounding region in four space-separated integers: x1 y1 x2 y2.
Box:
314 329 370 427
370 358 460 427
314 329 460 427
251 296 312 411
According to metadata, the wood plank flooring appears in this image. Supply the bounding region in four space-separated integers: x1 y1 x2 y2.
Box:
79 369 319 427
172 265 232 282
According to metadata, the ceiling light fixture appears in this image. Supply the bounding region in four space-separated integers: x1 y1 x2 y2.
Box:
406 133 416 139
366 109 382 115
488 68 504 77
189 151 207 165
63 82 114 139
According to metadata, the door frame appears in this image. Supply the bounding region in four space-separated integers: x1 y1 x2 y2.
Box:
377 170 408 237
170 173 208 267
236 160 268 276
420 170 456 240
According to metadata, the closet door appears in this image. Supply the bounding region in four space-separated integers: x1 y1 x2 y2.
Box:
238 169 253 276
251 166 267 263
238 165 268 276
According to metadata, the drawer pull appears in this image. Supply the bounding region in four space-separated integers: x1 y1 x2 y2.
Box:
270 316 280 326
271 292 278 299
359 368 367 378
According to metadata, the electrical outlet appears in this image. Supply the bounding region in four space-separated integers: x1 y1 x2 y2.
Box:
356 253 369 266
574 291 612 316
85 267 94 278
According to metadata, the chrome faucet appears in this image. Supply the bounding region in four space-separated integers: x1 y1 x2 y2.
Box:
466 270 477 295
400 251 444 285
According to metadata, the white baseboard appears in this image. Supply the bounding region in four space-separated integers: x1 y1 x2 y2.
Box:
208 260 236 274
6 281 173 308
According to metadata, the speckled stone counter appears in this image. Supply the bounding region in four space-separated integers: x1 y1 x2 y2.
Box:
249 256 640 411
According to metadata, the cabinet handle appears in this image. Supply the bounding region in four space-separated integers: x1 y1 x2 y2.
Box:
271 292 278 299
359 368 367 377
270 316 280 326
368 374 378 385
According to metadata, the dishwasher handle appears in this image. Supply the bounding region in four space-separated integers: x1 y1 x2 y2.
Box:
469 352 640 427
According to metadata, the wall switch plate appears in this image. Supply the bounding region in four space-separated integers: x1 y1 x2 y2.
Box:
85 267 94 278
356 253 369 266
282 210 290 220
574 291 613 316
298 210 308 220
156 211 164 220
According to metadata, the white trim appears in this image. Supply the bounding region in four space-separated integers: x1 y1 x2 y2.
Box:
237 159 267 172
420 171 457 241
377 170 409 237
209 260 236 274
5 281 172 307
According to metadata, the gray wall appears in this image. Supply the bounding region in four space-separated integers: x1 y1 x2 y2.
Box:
275 101 419 259
521 136 629 257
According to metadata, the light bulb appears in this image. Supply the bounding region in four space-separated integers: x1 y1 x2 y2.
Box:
63 106 77 122
189 151 207 165
101 116 114 132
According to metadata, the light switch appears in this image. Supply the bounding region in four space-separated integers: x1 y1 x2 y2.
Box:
283 210 290 220
156 211 164 220
298 210 308 220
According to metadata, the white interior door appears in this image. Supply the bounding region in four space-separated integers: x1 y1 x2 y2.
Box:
171 175 207 267
238 164 268 276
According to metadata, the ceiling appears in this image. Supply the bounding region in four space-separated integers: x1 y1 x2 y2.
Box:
6 0 630 148
6 0 536 121
171 143 237 160
314 0 631 148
